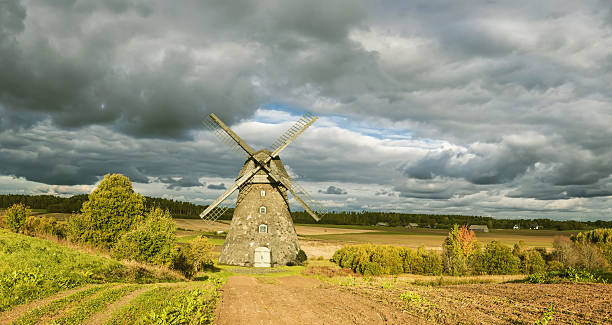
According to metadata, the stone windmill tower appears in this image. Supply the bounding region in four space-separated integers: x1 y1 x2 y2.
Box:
200 112 325 267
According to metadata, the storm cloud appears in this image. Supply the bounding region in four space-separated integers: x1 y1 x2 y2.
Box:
1 0 612 220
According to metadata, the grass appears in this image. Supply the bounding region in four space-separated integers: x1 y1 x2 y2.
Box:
13 284 110 325
0 229 180 312
53 284 141 324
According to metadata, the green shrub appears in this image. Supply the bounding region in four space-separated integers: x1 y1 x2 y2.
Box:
296 249 307 265
546 260 564 272
6 203 28 233
332 244 442 276
169 245 195 278
23 215 66 239
190 236 215 272
418 247 443 275
112 208 176 266
513 241 546 274
69 174 145 249
571 228 612 244
479 240 520 275
526 267 606 284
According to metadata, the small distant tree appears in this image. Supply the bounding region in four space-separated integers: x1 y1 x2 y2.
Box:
6 203 28 233
69 174 145 248
442 225 478 275
113 207 177 265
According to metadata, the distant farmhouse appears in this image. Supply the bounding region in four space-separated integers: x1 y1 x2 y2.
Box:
404 223 419 228
469 224 489 232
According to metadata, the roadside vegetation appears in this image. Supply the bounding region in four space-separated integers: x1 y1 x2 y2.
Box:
0 174 222 324
331 225 610 283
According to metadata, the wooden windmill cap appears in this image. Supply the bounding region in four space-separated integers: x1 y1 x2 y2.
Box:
236 149 291 184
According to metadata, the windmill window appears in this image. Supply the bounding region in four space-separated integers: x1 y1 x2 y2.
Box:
261 190 266 197
259 224 268 233
259 206 266 214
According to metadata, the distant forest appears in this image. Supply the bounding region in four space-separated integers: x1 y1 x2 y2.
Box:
1 194 610 230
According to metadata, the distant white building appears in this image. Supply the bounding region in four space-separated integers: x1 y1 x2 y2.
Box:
376 222 390 227
469 224 489 232
404 223 419 228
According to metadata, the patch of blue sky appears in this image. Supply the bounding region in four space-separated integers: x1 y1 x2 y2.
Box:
255 103 447 149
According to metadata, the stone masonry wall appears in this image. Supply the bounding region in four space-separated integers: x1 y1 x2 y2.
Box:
218 182 300 267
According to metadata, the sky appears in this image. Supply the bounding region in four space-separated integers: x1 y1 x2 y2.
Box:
1 0 612 221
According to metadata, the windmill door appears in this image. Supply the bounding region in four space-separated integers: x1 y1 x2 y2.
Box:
254 247 271 267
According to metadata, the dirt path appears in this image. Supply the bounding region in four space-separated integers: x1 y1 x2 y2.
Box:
215 275 424 325
0 284 98 325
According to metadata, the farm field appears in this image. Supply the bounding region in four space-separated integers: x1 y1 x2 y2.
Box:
1 225 610 324
169 218 579 258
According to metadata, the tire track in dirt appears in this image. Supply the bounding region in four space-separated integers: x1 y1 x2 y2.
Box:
215 275 425 325
0 284 99 325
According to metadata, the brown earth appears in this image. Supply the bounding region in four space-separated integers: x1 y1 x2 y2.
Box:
215 275 424 325
215 274 612 325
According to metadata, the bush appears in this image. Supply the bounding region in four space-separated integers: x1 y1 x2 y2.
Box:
296 249 307 265
513 241 546 274
169 245 195 278
69 174 145 249
571 228 612 244
6 204 28 233
479 240 520 275
331 244 442 276
112 208 176 266
23 215 66 239
418 247 443 275
190 236 215 272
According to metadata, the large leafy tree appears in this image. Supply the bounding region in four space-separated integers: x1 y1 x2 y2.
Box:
70 174 145 248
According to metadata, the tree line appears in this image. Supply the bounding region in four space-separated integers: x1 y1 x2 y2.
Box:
2 194 610 230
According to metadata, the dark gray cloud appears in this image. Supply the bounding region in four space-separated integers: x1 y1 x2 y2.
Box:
2 0 612 220
207 183 226 190
319 186 347 195
160 177 204 190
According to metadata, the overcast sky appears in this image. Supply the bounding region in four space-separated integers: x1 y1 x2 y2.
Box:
1 0 612 221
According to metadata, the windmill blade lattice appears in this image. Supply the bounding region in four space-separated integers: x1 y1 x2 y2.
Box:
201 182 254 224
200 204 231 224
269 112 317 153
202 116 249 159
290 181 328 216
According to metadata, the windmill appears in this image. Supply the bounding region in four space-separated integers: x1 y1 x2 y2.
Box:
200 112 326 267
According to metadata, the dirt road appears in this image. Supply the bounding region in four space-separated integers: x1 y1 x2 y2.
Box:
215 276 422 325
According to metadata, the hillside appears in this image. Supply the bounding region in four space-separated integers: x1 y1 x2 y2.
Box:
0 230 221 324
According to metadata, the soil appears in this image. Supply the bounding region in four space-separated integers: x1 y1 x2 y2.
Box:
347 282 612 324
215 275 424 325
216 274 612 325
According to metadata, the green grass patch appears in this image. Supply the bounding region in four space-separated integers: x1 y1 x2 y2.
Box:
53 284 141 324
13 284 111 325
0 229 179 312
106 285 187 325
